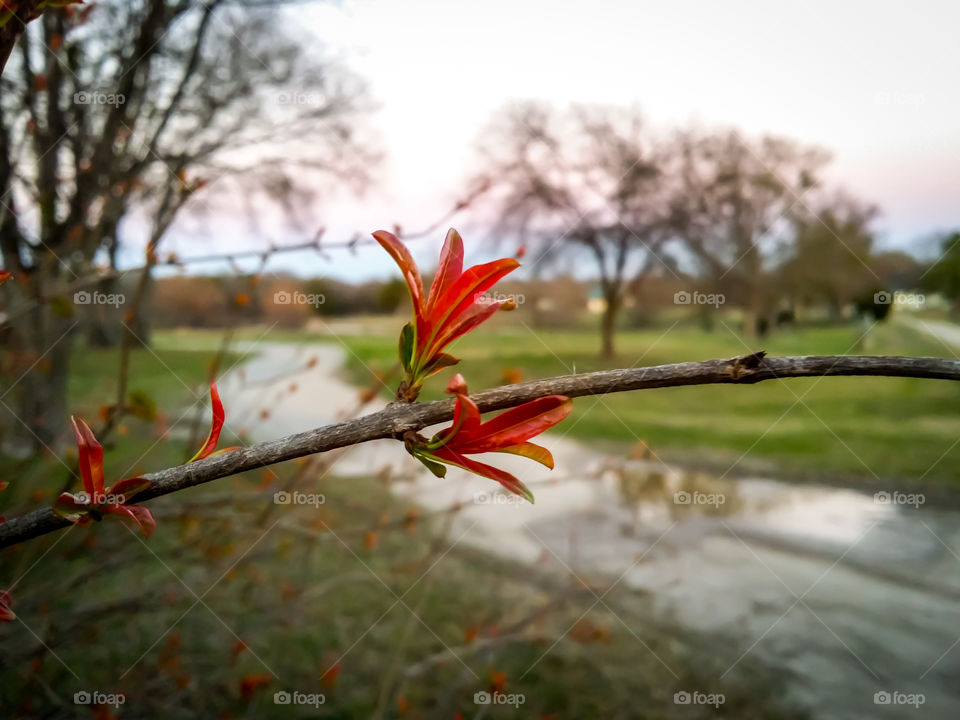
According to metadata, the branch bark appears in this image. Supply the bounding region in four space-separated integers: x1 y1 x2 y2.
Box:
2 352 959 549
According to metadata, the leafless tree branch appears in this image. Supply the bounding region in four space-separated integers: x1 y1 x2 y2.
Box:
1 351 958 549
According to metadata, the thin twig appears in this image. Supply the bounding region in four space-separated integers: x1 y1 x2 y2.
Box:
2 352 959 548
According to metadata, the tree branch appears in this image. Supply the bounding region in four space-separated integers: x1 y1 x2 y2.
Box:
2 352 959 549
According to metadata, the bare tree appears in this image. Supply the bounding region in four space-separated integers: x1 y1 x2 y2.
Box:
0 0 374 449
672 128 829 337
473 102 678 358
777 191 879 320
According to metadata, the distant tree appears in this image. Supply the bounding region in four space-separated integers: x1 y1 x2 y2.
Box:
778 192 879 320
473 102 678 358
0 0 373 448
672 128 829 337
923 231 960 316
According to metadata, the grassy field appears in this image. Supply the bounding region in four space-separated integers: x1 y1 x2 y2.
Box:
1 338 808 718
1 342 245 516
4 318 953 717
320 315 960 488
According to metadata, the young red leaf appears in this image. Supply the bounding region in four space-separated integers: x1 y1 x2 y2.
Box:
425 228 464 311
419 257 519 362
429 448 535 503
374 229 520 400
110 504 157 538
189 382 235 462
57 421 158 536
108 476 150 502
493 441 555 469
450 396 572 453
0 590 13 622
71 416 105 498
373 230 425 319
407 374 571 503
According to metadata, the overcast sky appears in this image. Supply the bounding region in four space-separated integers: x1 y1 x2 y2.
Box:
159 0 960 281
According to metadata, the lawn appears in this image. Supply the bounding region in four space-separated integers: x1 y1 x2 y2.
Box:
324 315 960 488
1 334 807 718
1 443 806 719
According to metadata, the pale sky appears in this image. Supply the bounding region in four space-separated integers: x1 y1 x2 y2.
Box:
160 0 960 280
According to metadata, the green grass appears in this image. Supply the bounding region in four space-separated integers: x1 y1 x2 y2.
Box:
1 451 807 719
69 344 243 418
332 316 960 487
0 340 245 514
2 329 807 717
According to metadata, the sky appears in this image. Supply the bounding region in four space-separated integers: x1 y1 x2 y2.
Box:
159 0 960 281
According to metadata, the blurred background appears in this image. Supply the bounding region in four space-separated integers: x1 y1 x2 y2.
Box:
1 0 959 717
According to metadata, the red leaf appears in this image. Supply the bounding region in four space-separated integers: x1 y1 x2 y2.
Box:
71 417 104 497
429 448 535 503
189 383 229 463
453 396 571 453
493 441 555 469
0 590 14 622
373 230 424 321
431 300 505 354
107 476 150 502
421 257 518 360
445 373 468 396
425 228 464 312
108 504 156 538
239 673 272 700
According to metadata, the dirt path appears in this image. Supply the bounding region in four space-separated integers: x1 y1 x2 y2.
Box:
903 317 960 349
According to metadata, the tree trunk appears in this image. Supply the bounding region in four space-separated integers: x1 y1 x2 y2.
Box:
600 293 621 360
5 303 74 453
